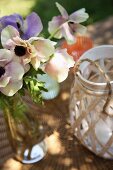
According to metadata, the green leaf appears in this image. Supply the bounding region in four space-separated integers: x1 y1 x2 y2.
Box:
23 75 47 104
37 68 45 75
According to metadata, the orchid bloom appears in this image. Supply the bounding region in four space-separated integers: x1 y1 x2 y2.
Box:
0 12 43 40
0 49 24 96
1 26 56 71
48 2 89 44
43 49 75 82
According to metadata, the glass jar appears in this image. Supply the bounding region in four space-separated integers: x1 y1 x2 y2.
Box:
69 45 113 159
4 93 47 164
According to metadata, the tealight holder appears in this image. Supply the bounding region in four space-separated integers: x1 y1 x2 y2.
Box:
69 45 113 159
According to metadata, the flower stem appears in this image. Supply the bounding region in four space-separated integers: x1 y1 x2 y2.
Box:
4 107 17 151
48 27 60 40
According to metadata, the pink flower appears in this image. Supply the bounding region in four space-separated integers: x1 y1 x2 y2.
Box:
1 26 56 71
48 2 89 44
0 49 24 96
43 49 75 82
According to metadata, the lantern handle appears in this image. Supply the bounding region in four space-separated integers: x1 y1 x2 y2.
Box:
74 58 112 115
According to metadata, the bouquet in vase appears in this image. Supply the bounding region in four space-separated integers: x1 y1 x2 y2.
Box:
0 2 89 164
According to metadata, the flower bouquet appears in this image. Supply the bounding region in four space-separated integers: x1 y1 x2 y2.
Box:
0 2 89 164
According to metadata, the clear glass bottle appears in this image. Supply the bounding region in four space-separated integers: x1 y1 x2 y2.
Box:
4 93 47 164
70 45 113 159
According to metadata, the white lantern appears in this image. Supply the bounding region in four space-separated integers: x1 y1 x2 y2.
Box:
70 45 113 159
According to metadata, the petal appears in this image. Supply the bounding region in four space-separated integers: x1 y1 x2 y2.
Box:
69 8 89 23
44 49 75 82
13 13 23 28
31 57 40 70
57 49 75 68
29 37 57 46
28 36 39 43
61 22 75 44
56 2 68 19
48 16 64 39
5 61 24 81
12 36 23 44
24 64 30 73
0 80 23 96
33 38 55 62
0 49 13 66
56 69 68 83
0 14 23 33
76 24 87 34
1 25 20 48
0 76 10 88
4 39 16 49
44 55 68 83
22 12 43 40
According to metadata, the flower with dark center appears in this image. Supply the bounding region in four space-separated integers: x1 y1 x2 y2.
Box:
0 67 5 77
1 26 56 71
14 45 27 57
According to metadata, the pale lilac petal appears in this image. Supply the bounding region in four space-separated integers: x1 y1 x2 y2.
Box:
76 24 87 34
12 36 23 44
0 80 23 96
5 61 24 81
56 68 68 83
24 64 30 73
28 37 56 46
4 39 16 49
22 12 43 40
1 26 19 48
27 36 39 43
48 16 64 39
21 56 31 65
56 2 68 19
44 50 74 82
69 8 89 23
35 37 56 46
31 57 40 70
44 55 68 82
0 49 13 66
57 49 75 68
61 22 75 44
33 38 55 62
0 76 10 88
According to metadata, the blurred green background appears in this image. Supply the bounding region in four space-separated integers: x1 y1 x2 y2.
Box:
1 0 113 35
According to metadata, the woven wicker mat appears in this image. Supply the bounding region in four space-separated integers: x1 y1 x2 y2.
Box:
0 111 14 165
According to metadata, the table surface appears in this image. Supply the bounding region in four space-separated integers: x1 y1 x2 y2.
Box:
1 16 113 170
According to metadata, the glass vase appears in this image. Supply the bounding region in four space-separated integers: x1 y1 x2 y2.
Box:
69 45 113 159
3 93 47 164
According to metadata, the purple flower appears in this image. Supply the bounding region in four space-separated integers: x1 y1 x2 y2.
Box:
0 12 43 40
48 2 89 44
